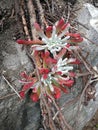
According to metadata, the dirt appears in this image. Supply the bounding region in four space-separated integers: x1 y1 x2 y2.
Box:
0 0 98 130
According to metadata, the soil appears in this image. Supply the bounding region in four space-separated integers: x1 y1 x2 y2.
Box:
0 0 98 130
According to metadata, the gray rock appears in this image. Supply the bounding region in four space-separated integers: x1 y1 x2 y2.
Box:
0 1 40 130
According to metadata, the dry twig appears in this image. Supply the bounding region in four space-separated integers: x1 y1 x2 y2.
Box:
20 5 31 40
2 75 21 99
75 50 98 75
35 0 45 29
0 92 18 100
45 91 74 130
53 95 80 120
75 20 89 30
27 0 37 39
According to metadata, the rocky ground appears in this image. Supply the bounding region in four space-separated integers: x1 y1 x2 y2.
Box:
0 0 98 130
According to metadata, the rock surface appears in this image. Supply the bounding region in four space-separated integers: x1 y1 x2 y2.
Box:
0 1 40 130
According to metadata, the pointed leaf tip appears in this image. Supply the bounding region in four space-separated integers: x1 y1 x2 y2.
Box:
17 39 26 44
19 91 25 99
56 18 65 28
17 39 43 45
46 26 53 37
34 23 41 31
30 93 39 102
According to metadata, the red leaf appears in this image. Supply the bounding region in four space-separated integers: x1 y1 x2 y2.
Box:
64 80 74 87
43 74 48 79
22 81 34 91
56 71 62 75
45 50 50 57
56 18 65 32
30 93 39 102
20 71 28 79
53 86 61 99
32 88 37 93
61 23 70 30
34 50 39 55
59 86 68 93
58 79 74 87
17 39 26 44
70 59 81 64
46 26 52 38
46 26 53 32
66 33 83 43
68 72 76 77
66 33 80 37
17 39 43 45
20 71 36 81
70 37 83 43
45 57 57 64
41 50 50 58
66 43 70 48
30 39 43 44
34 23 41 32
55 48 67 59
39 68 50 74
19 91 25 99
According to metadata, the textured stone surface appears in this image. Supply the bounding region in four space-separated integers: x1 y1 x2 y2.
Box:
0 1 40 130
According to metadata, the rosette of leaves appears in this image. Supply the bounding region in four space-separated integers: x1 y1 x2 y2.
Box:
17 18 83 56
17 18 83 102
